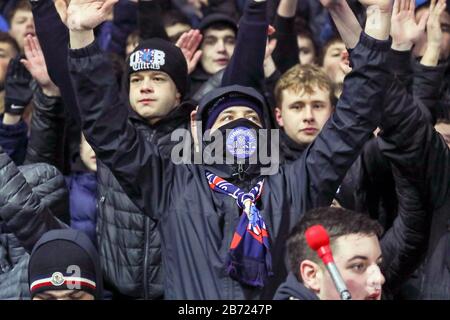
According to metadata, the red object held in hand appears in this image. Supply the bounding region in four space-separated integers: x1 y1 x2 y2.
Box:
305 225 334 265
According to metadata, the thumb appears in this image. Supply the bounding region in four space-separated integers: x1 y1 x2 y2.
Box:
20 59 32 73
100 0 119 16
54 0 68 25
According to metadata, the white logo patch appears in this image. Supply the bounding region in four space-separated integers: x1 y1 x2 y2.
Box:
129 49 166 71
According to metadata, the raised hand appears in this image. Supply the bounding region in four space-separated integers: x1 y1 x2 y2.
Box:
176 29 203 75
21 35 59 96
426 0 447 47
420 0 447 65
391 0 428 50
63 0 118 31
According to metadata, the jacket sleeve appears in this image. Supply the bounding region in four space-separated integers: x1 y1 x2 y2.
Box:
272 14 299 74
138 0 169 41
285 32 392 211
221 0 268 92
0 146 66 252
411 59 447 125
0 115 28 165
31 0 81 127
100 0 137 58
68 41 174 220
387 49 413 85
24 88 66 172
378 79 449 216
380 165 431 296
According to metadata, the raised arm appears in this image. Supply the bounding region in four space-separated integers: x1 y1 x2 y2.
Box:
272 0 299 73
0 146 66 252
66 0 173 219
20 35 66 170
221 0 268 91
31 0 81 126
285 0 393 211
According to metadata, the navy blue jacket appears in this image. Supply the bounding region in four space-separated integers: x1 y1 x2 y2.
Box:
0 115 28 165
66 173 98 245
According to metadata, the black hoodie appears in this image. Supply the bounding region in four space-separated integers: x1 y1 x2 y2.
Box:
273 272 319 300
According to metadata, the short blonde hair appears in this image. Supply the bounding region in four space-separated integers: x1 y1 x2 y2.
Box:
274 64 337 108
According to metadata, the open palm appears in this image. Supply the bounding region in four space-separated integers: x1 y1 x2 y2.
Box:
66 0 118 31
391 0 428 45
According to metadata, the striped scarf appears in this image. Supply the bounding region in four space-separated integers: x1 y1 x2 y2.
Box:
206 171 273 288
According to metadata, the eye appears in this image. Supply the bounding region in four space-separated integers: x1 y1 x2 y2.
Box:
203 38 216 46
300 49 311 54
225 37 236 45
130 78 141 83
350 263 367 273
313 103 324 109
153 76 165 82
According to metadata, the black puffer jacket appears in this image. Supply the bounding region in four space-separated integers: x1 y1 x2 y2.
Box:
0 151 69 299
96 106 192 299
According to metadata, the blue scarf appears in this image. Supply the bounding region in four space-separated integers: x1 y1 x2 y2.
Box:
206 171 273 288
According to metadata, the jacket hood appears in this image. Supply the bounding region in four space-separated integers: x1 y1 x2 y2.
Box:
273 272 319 300
196 85 268 130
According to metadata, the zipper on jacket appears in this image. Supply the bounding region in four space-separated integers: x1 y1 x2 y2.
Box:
143 217 150 299
237 163 245 181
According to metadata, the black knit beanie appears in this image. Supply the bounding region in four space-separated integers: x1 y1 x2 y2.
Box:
127 38 188 98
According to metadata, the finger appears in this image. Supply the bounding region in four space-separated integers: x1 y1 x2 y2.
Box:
393 0 399 15
402 0 408 11
190 50 202 69
20 59 32 73
175 31 188 49
418 10 429 30
430 0 436 10
268 39 277 53
186 30 201 55
268 25 276 36
23 36 33 60
32 36 43 56
54 0 68 24
100 0 119 16
409 0 415 13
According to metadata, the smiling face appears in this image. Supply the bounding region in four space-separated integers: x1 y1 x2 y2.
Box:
129 70 181 124
200 27 236 74
8 9 35 51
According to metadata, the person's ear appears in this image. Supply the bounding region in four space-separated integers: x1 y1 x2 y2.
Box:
176 91 182 103
190 107 200 152
300 260 322 294
274 107 284 127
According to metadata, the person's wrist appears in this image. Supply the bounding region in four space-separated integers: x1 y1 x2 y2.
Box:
3 113 21 125
42 84 61 97
391 40 412 51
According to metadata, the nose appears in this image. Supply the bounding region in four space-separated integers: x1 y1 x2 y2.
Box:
302 105 314 123
140 78 154 93
367 265 385 289
216 39 226 52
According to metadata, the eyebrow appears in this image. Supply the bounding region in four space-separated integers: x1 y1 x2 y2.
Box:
347 254 383 263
